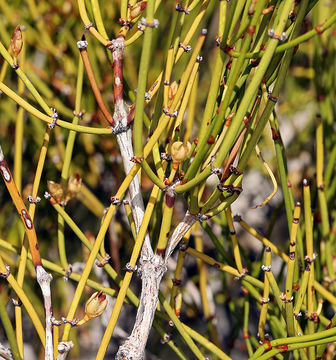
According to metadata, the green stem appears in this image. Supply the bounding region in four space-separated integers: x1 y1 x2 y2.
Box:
316 114 334 287
159 293 231 360
57 56 84 270
303 180 316 360
91 0 109 39
285 203 301 337
133 0 156 157
232 12 336 59
244 297 254 357
0 294 22 360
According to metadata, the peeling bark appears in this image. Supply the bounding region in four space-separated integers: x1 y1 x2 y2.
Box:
115 212 198 360
0 343 13 360
115 256 166 360
111 37 153 260
36 265 54 360
56 341 73 360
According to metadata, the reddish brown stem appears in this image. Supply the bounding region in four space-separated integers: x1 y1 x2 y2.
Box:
220 95 260 181
0 149 42 267
0 146 54 360
79 36 114 126
109 36 127 127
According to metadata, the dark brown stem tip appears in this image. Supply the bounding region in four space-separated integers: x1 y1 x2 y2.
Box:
179 241 188 252
265 246 271 252
295 201 301 207
165 194 175 208
82 34 86 41
233 214 242 222
156 248 166 258
303 178 309 187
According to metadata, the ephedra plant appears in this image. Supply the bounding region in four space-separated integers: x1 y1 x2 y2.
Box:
0 0 336 359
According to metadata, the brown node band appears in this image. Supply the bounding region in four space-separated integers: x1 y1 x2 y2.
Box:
85 22 93 30
119 18 132 28
247 26 256 36
172 279 182 286
175 3 190 14
315 24 324 35
130 156 144 163
267 93 278 102
95 254 111 268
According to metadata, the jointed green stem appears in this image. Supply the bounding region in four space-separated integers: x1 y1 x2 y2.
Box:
0 293 22 360
133 0 155 157
285 203 301 337
58 56 85 271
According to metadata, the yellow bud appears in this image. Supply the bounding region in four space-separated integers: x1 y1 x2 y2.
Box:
174 292 182 318
11 25 23 59
65 174 82 204
62 0 73 14
129 1 147 20
47 181 64 205
170 141 191 165
47 174 81 206
168 81 178 106
85 291 108 320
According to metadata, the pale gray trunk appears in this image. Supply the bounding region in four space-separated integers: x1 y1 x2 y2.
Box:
115 256 166 360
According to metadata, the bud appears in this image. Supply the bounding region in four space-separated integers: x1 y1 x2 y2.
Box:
47 181 64 205
174 292 182 318
168 81 178 106
75 291 108 326
62 0 73 14
84 291 108 320
170 141 191 165
47 174 82 206
129 2 147 20
65 174 82 204
11 26 23 64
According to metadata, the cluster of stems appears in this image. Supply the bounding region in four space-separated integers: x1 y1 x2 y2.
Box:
0 0 335 359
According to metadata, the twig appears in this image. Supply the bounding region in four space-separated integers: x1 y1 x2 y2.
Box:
0 343 13 360
0 146 54 360
78 36 114 126
165 211 199 260
56 341 73 360
115 211 199 359
109 36 153 260
116 256 166 359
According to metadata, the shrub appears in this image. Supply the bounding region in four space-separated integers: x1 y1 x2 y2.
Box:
0 0 336 359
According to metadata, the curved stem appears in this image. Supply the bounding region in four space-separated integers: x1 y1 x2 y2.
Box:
77 0 110 46
0 81 112 134
231 13 336 59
